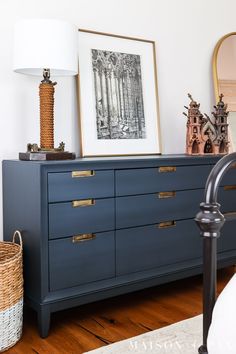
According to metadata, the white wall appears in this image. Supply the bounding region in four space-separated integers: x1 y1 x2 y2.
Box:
0 0 236 239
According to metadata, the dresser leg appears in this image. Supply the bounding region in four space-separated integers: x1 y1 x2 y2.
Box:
37 305 51 338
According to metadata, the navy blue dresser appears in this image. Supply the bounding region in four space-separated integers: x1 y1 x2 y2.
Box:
3 155 236 337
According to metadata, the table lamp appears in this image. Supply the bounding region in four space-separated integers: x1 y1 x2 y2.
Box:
13 19 78 160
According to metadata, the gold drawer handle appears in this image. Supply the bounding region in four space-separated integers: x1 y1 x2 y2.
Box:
72 199 95 207
158 221 176 229
72 234 96 242
158 166 176 173
72 170 95 178
224 211 236 218
224 185 236 191
158 191 176 199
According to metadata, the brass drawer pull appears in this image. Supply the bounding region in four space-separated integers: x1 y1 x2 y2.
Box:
158 191 176 199
72 199 95 207
158 166 176 173
72 170 95 178
72 234 96 243
223 211 236 218
158 221 176 229
224 185 236 191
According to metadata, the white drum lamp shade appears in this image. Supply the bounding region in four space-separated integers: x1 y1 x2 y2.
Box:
13 19 78 76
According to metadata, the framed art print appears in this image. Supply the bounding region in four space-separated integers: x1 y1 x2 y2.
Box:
78 29 161 157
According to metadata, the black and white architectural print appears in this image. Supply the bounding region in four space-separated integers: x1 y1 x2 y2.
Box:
91 49 146 139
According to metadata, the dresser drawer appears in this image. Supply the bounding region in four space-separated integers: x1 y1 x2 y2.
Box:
48 170 114 202
218 220 236 252
49 198 115 239
221 167 236 186
219 187 236 213
116 220 201 276
116 165 213 196
116 189 204 229
49 231 115 291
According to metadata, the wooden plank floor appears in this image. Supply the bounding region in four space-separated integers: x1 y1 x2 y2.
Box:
6 267 235 354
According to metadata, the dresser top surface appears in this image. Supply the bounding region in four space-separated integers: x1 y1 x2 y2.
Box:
4 153 223 164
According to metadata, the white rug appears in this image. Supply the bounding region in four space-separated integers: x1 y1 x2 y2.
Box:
84 315 202 354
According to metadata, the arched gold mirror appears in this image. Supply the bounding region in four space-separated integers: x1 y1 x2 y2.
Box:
213 32 236 151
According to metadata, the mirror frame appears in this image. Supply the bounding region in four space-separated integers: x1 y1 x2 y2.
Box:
212 32 236 152
212 32 236 102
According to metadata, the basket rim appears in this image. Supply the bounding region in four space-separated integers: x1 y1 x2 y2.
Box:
0 241 21 247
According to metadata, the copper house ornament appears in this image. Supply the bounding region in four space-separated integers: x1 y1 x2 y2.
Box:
183 93 229 155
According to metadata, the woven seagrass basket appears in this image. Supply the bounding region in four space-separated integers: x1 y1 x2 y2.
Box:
0 230 23 352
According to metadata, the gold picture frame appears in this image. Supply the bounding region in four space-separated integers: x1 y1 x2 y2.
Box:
77 29 161 157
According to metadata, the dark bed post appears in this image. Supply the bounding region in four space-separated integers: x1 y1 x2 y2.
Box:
195 203 224 354
195 152 236 354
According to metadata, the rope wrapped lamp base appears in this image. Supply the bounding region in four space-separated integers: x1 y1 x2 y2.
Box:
40 81 55 150
19 69 75 161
